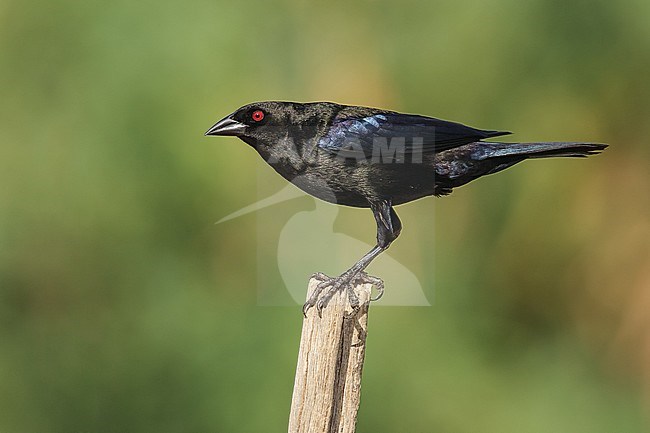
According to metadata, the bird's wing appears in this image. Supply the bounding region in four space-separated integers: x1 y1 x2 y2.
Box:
317 112 510 159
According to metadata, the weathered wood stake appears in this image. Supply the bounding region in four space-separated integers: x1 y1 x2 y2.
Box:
288 278 372 433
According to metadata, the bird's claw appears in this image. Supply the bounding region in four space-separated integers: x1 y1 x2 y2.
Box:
302 271 384 317
360 273 384 301
315 297 328 317
310 272 330 284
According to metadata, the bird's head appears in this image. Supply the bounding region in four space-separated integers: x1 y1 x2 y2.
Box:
205 101 339 150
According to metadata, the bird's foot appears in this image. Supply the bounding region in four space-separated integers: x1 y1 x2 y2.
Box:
302 271 384 317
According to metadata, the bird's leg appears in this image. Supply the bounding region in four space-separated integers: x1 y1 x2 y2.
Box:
302 200 401 317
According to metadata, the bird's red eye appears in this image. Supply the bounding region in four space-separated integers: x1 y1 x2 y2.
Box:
251 110 265 122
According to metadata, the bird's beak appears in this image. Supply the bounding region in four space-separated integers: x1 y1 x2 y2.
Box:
205 115 246 136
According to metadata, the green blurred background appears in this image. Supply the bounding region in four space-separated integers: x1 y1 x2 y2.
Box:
1 0 650 431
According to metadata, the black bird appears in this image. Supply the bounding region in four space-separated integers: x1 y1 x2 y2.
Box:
205 101 606 315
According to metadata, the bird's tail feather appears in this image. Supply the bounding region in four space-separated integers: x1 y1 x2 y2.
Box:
480 142 607 159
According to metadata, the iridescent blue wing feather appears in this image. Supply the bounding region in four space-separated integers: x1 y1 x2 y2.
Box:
318 112 510 159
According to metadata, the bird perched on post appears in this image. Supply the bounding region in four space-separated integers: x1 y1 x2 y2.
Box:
205 101 606 316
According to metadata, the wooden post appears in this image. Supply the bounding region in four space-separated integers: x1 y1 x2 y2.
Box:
288 278 372 433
